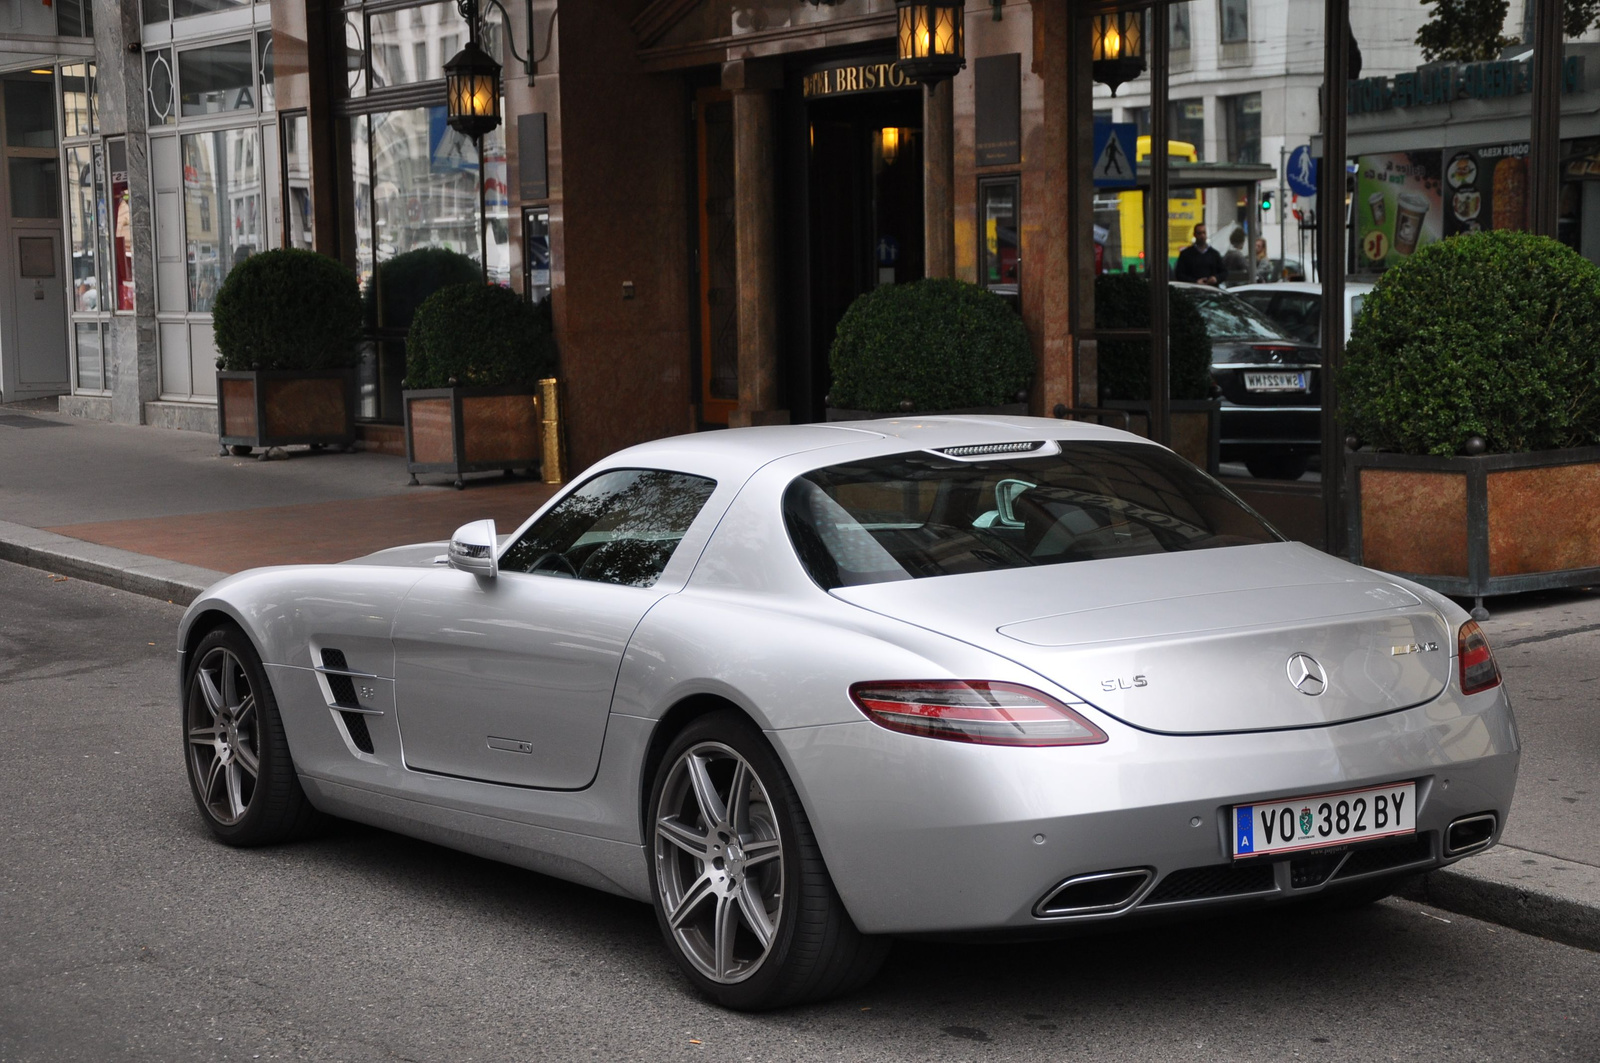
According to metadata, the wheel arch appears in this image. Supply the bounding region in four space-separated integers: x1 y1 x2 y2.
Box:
636 692 760 842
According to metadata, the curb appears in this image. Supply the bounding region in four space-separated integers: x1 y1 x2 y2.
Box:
0 519 224 606
1396 844 1600 953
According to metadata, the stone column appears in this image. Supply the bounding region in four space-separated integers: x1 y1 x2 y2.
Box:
923 79 955 278
725 61 788 428
1034 0 1076 415
95 0 159 425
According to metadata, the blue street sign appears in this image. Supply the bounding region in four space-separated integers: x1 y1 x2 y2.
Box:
1286 145 1319 197
877 236 899 266
1092 121 1137 189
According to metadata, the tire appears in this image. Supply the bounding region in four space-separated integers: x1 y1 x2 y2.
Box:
647 711 889 1010
182 625 318 846
1244 451 1310 481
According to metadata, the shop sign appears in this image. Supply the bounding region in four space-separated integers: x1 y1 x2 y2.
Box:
1354 151 1442 273
801 59 912 99
1349 56 1583 115
1442 142 1529 236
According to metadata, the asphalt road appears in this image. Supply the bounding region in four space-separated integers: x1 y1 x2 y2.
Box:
1 560 1595 1062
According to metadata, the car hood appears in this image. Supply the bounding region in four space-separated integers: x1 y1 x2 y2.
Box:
832 542 1453 735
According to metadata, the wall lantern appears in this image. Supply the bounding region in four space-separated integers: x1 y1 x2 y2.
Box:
1091 9 1146 97
880 126 901 165
445 36 502 139
894 0 966 87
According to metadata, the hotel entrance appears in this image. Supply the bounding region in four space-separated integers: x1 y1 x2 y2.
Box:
801 61 923 420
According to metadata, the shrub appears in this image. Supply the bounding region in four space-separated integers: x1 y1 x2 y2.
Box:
405 284 556 390
1093 273 1214 402
212 249 361 371
1342 230 1600 455
828 279 1032 412
365 246 481 332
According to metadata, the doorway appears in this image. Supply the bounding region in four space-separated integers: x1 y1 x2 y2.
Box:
0 72 70 402
804 89 922 419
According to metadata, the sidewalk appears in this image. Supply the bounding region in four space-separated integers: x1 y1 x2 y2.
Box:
1 402 1595 955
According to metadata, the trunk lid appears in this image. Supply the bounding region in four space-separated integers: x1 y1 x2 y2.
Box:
832 542 1452 734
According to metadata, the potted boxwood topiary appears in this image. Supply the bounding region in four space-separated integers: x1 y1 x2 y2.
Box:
213 248 362 458
1093 272 1221 473
1342 230 1600 617
402 283 559 488
826 278 1032 418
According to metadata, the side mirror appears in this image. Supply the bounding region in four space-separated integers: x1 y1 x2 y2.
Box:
447 519 498 578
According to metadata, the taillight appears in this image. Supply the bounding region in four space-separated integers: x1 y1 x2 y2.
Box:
848 681 1108 747
1458 620 1501 695
1250 345 1304 359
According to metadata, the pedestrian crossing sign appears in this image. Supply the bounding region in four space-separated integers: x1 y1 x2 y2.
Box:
1092 121 1137 188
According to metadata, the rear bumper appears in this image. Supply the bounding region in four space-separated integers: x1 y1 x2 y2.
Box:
772 686 1518 935
1219 405 1321 451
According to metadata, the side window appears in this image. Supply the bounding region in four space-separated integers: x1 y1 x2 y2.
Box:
499 468 718 587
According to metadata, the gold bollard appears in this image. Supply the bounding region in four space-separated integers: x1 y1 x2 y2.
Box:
539 377 564 484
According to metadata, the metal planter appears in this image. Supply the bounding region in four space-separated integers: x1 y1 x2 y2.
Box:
1347 444 1600 617
216 369 357 456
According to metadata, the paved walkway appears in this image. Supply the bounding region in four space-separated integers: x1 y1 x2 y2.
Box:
0 401 1594 956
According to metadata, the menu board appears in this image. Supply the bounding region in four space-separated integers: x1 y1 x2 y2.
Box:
1355 152 1443 272
1443 142 1529 237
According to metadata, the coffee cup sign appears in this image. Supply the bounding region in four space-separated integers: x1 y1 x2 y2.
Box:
1393 193 1431 255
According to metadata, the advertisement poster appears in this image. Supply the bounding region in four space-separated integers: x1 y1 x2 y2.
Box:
1443 142 1529 237
1355 152 1443 272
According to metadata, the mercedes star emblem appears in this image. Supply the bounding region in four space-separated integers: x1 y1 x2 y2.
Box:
1286 653 1326 696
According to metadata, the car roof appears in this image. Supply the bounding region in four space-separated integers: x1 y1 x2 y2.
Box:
1228 281 1375 295
594 415 1154 482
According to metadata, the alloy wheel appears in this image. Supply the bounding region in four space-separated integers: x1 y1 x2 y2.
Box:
653 741 785 984
186 645 261 825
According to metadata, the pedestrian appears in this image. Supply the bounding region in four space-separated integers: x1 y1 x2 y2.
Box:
1222 228 1251 285
1174 224 1223 286
1254 237 1274 282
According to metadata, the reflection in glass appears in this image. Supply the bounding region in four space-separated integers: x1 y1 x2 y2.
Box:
65 145 104 310
259 31 275 112
182 127 264 312
371 105 480 268
283 113 314 250
346 14 366 98
146 48 176 126
109 139 135 311
141 0 170 24
483 115 509 285
180 40 255 117
61 63 97 138
343 114 373 288
9 158 60 218
172 0 248 18
6 80 56 148
524 208 550 303
76 322 104 390
979 179 1019 296
369 2 466 88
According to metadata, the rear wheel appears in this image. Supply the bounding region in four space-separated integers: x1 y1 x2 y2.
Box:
647 712 888 1009
1244 452 1310 480
183 625 317 845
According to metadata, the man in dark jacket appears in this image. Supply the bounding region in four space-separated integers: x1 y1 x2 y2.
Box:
1174 224 1223 286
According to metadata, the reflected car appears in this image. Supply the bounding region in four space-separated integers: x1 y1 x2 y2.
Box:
1230 281 1376 346
178 417 1518 1010
1178 282 1323 481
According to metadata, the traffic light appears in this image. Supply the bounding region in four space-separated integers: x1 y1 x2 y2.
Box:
1260 190 1275 214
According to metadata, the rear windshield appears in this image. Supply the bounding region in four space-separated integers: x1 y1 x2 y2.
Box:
1188 289 1291 342
784 441 1281 590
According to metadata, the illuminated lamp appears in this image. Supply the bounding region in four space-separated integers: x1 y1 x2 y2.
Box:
894 0 966 87
1091 10 1146 97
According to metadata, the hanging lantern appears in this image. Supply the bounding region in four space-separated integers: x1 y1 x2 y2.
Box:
894 0 966 86
444 38 502 139
1091 10 1146 97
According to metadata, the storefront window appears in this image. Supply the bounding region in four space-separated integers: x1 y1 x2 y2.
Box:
7 81 56 148
369 2 465 89
283 113 314 250
182 126 263 311
180 40 255 117
61 64 97 138
64 145 104 311
370 106 480 266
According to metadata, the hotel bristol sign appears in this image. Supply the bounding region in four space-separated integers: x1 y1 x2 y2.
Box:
1349 56 1584 114
801 59 914 98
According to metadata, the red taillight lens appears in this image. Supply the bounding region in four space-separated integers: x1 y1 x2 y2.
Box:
848 681 1108 747
1458 620 1501 695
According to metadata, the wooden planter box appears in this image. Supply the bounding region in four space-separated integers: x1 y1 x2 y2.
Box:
217 369 356 455
825 403 1029 421
403 384 543 489
1348 445 1600 617
1101 398 1222 475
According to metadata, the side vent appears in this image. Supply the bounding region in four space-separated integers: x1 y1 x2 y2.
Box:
319 648 375 755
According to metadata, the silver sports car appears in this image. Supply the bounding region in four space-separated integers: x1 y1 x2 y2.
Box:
178 416 1518 1009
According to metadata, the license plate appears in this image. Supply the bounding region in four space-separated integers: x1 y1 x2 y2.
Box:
1232 781 1416 858
1244 371 1309 392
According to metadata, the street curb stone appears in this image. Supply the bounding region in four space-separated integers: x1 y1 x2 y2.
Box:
0 520 223 606
1397 844 1600 953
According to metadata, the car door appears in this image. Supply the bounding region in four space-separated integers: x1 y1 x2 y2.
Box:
391 468 718 789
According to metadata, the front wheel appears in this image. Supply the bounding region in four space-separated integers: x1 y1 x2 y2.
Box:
648 712 888 1009
183 625 317 845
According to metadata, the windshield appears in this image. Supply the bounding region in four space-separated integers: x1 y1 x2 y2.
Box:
1187 289 1292 342
784 442 1282 590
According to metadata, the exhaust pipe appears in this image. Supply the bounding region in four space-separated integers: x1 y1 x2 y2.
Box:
1445 813 1497 856
1034 868 1154 918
